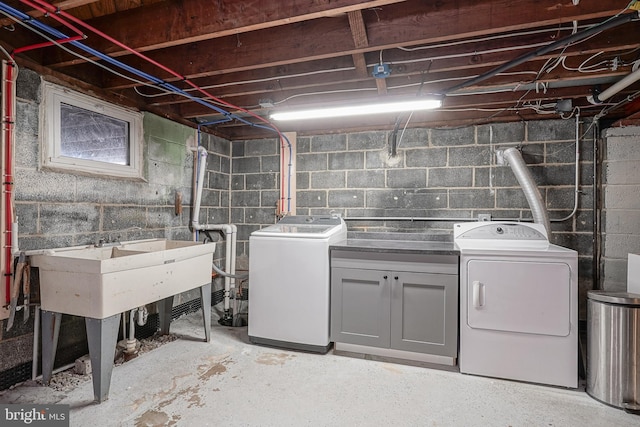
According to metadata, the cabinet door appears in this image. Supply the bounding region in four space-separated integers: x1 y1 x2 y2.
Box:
390 272 458 356
331 267 390 348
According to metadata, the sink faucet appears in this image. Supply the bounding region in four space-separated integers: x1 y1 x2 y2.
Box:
95 235 121 247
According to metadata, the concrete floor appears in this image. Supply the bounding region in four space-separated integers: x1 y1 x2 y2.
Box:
1 311 638 427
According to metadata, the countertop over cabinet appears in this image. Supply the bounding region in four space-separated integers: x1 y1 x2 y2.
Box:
330 232 459 256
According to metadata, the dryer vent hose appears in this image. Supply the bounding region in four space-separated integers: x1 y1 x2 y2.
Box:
503 147 551 237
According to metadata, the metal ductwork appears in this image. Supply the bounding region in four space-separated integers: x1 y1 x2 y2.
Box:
503 147 551 237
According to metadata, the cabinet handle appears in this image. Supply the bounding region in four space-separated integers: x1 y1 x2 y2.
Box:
394 276 399 280
383 275 388 279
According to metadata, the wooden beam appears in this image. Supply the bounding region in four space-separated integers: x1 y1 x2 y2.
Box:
44 0 408 67
0 0 100 26
85 0 634 90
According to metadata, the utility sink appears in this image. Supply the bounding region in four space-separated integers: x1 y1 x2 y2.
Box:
30 239 215 319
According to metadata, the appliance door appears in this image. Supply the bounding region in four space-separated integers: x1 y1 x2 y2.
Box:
466 259 572 337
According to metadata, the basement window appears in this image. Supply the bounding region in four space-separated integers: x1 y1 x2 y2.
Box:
41 82 143 179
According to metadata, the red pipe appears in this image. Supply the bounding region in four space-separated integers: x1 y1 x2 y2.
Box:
3 61 15 304
22 0 291 213
13 35 84 55
19 0 84 36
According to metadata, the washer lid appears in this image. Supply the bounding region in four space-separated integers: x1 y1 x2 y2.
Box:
588 291 640 306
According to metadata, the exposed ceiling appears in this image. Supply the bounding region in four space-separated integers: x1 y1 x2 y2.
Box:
1 0 640 140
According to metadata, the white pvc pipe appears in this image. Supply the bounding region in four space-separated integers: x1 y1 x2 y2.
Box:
587 66 640 104
31 305 40 380
191 146 208 229
190 145 238 314
503 147 552 237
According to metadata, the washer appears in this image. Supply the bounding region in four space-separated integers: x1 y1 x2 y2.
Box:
248 215 347 353
454 221 578 388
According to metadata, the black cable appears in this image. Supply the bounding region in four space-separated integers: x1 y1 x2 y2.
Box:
443 12 638 94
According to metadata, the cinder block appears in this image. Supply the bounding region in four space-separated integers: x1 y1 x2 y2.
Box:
603 234 640 259
261 155 280 173
605 186 640 209
348 131 387 150
528 119 576 142
39 204 100 234
428 168 472 187
311 134 347 152
297 137 311 153
477 122 525 144
232 191 260 207
15 68 41 102
449 189 495 209
311 171 345 189
294 191 326 207
431 126 474 146
232 157 260 173
298 153 328 171
245 138 278 156
405 148 447 168
328 190 365 208
365 150 403 169
232 141 245 157
232 175 245 190
393 128 429 148
247 173 277 190
449 146 490 166
347 170 385 188
387 169 426 188
14 169 77 203
74 355 92 376
208 172 230 190
544 141 576 164
244 207 278 224
605 161 640 185
329 152 365 170
604 210 640 234
495 188 528 209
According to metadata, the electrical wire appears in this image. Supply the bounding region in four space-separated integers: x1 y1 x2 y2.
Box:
2 0 294 212
397 24 589 52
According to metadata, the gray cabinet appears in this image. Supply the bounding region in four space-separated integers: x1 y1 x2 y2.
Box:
331 250 458 362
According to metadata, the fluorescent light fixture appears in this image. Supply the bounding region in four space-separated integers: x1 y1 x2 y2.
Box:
270 98 442 121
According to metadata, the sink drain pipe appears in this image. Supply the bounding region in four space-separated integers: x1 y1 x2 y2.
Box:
191 145 238 322
503 147 552 237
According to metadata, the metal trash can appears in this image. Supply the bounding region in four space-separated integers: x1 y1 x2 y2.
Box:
587 291 640 411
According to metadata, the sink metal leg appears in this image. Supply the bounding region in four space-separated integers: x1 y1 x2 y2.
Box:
41 310 62 385
158 296 173 335
200 283 212 342
85 314 120 403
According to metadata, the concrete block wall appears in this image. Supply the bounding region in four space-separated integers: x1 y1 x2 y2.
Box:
601 125 640 291
232 118 595 306
0 68 231 385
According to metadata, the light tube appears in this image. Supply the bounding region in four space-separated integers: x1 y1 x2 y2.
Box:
270 98 442 121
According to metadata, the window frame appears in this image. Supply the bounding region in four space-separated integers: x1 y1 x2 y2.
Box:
41 82 143 179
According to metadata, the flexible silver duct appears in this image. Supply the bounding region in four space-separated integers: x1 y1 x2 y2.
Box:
503 147 551 237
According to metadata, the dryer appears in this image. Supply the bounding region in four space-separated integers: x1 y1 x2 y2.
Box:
454 222 578 388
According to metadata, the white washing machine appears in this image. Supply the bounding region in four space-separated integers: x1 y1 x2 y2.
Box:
454 222 578 388
248 215 347 353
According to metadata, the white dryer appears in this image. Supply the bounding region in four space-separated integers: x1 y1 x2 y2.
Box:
248 215 347 353
454 222 578 388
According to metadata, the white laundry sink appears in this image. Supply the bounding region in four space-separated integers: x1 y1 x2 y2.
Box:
30 239 215 319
